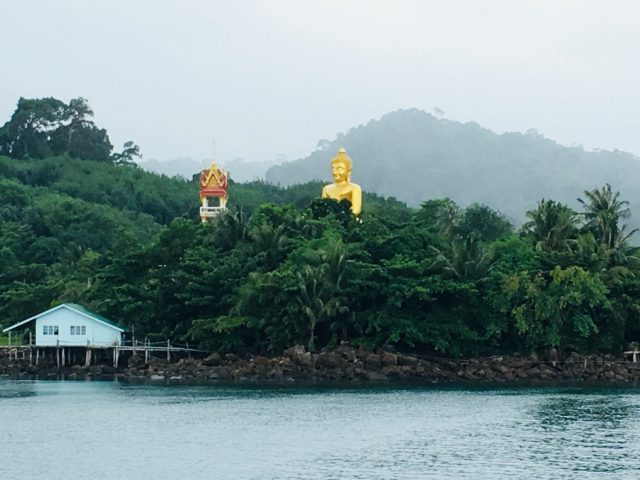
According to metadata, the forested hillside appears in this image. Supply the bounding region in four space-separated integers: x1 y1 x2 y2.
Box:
266 109 640 226
2 97 640 359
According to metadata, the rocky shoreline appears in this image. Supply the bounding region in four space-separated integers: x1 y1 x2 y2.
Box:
2 344 640 386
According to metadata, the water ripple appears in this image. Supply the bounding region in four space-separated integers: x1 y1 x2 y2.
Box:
1 382 640 479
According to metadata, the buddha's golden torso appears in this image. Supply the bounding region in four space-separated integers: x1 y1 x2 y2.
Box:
321 148 362 215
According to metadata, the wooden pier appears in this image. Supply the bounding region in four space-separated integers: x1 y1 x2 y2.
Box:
0 340 206 368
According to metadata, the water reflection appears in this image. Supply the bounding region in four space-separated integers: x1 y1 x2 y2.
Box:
0 381 37 399
2 382 640 479
535 394 632 430
520 393 640 476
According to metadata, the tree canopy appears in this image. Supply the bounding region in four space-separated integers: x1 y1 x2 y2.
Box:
0 97 112 162
2 99 640 358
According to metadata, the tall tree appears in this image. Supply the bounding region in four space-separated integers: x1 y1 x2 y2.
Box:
0 97 67 159
0 97 113 162
578 184 636 250
522 199 578 251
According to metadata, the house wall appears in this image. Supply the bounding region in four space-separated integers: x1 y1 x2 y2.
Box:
35 308 121 347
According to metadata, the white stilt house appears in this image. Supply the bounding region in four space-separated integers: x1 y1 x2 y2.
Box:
2 303 125 347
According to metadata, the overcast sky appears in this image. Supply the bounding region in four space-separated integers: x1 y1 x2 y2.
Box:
2 0 640 166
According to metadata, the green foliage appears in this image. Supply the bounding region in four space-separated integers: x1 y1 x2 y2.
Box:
0 97 113 161
503 266 608 350
2 108 640 358
522 199 578 252
112 141 142 166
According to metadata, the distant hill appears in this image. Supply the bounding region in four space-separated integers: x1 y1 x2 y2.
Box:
140 157 277 183
265 109 640 225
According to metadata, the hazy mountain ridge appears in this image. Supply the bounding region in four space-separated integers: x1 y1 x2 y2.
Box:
140 157 278 183
265 109 640 224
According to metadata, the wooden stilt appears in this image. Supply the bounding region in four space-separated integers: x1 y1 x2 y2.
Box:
56 348 60 368
36 348 40 366
61 347 66 367
167 339 171 362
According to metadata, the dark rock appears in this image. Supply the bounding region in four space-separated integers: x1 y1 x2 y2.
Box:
366 354 382 370
515 369 528 379
335 344 356 362
295 352 313 367
277 358 295 373
381 366 402 378
316 351 341 369
252 356 271 367
283 345 306 359
463 371 478 380
381 352 398 367
398 354 418 366
128 355 146 367
365 371 389 381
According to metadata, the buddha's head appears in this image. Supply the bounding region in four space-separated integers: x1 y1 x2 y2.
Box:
330 148 352 184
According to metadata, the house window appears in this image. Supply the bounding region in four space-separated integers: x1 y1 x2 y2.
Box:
53 326 58 335
48 326 54 335
71 326 76 335
81 326 86 335
43 325 48 335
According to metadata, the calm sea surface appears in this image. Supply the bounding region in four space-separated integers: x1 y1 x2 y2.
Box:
1 380 640 479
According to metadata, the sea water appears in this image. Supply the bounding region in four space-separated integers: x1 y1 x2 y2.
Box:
1 380 639 479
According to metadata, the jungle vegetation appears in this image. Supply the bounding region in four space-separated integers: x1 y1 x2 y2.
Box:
2 97 640 357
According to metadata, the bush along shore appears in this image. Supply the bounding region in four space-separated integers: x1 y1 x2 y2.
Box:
2 344 640 386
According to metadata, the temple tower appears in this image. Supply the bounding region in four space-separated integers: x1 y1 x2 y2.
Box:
199 161 229 222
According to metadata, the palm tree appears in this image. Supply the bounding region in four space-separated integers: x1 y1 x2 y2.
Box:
295 265 347 351
578 184 636 249
250 222 290 271
435 199 461 239
294 236 351 351
522 199 578 251
430 235 496 281
214 207 250 248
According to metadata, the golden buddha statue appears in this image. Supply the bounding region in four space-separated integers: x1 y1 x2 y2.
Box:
322 148 362 215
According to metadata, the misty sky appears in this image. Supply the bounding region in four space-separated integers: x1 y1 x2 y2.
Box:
2 0 640 167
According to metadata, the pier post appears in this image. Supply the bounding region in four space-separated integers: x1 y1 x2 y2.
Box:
36 348 40 366
167 339 171 362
